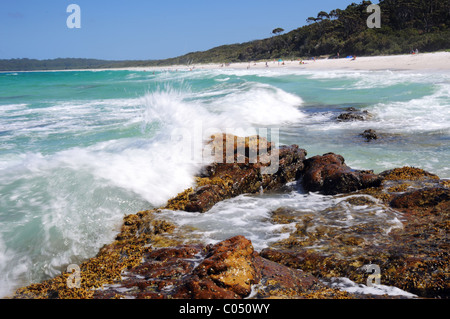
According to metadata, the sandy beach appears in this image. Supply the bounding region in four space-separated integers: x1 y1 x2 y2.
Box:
9 51 449 74
130 51 450 73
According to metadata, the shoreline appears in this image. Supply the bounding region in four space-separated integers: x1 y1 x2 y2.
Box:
158 51 450 72
2 52 450 73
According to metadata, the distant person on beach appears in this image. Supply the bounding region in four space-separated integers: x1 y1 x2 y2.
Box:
352 55 356 60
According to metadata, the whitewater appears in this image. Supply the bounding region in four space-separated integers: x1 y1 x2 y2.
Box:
0 68 449 297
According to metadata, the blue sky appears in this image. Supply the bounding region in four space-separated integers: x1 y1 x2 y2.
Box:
0 0 378 60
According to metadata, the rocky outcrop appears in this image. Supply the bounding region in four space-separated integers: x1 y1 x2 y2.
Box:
302 153 383 195
390 187 449 209
360 129 378 141
165 133 307 213
337 108 373 122
9 135 449 300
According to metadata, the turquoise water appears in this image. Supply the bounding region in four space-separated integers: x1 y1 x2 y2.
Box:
0 68 449 296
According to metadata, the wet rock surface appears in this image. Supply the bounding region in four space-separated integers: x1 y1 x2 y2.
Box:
360 129 378 141
9 135 449 299
91 235 359 299
265 167 449 298
63 236 352 299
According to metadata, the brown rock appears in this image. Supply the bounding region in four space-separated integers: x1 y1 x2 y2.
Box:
302 153 382 195
380 166 440 181
251 256 329 298
337 109 372 122
174 276 241 299
167 135 307 213
86 235 353 300
361 129 378 141
390 187 450 209
193 236 257 297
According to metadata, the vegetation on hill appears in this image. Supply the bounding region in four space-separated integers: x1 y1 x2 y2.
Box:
0 58 155 72
1 0 449 71
169 0 450 64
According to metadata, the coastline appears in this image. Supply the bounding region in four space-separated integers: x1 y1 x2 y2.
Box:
2 52 450 74
153 51 450 72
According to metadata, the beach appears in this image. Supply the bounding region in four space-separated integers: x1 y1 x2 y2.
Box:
121 51 450 72
9 52 449 74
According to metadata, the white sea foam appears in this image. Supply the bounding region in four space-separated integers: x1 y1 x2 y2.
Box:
207 83 304 126
0 252 30 298
324 277 418 298
158 186 402 252
294 81 450 135
0 103 28 112
371 82 450 133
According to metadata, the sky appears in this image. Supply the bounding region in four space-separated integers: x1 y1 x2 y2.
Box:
0 0 379 61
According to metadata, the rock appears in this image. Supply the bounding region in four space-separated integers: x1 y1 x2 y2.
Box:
302 153 383 195
166 134 307 213
390 187 450 209
250 255 346 299
337 109 373 122
361 129 378 141
338 112 365 121
380 167 440 181
85 236 349 299
190 235 257 297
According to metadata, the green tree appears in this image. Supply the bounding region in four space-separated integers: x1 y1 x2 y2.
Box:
272 28 285 36
317 11 330 21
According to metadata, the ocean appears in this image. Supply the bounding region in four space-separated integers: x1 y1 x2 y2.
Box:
0 67 449 297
